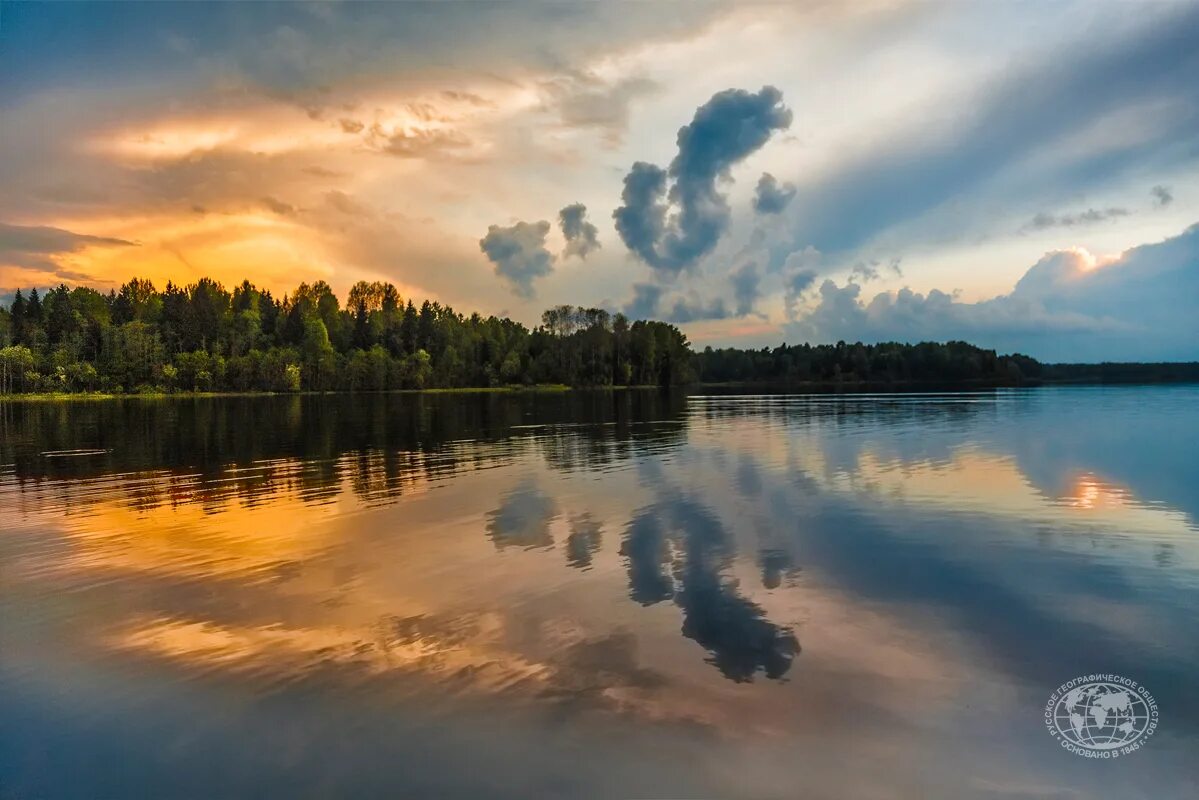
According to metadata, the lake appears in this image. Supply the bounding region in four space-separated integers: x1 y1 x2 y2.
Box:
1 387 1196 798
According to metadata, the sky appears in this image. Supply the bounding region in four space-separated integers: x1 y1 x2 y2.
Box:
0 0 1196 361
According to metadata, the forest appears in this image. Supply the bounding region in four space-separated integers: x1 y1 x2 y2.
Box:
693 341 1042 386
0 276 1049 395
0 278 694 394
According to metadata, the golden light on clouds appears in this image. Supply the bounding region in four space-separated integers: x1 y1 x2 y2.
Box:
2 77 561 299
44 211 332 291
98 125 243 161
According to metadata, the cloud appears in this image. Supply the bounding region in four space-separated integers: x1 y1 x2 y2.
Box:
558 203 601 260
623 283 663 320
0 221 135 273
848 256 902 284
485 480 557 550
1151 185 1174 207
1023 207 1130 230
730 261 761 316
752 173 795 215
613 86 792 275
849 262 879 284
0 3 722 110
783 7 1199 253
782 245 821 273
338 118 365 134
302 165 344 178
664 296 729 324
541 73 658 146
479 220 555 299
323 190 370 217
365 123 472 159
261 196 296 216
783 268 818 321
785 223 1199 361
620 281 732 323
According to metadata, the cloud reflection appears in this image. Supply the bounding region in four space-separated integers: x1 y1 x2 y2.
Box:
2 388 1198 797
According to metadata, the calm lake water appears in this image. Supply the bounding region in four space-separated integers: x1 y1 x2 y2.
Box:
2 387 1197 798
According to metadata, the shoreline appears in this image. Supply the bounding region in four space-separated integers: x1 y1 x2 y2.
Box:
0 384 638 402
4 375 1199 402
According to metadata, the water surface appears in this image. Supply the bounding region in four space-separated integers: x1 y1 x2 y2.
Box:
2 387 1197 798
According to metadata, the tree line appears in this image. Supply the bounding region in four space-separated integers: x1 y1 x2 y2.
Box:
0 278 695 394
0 276 1062 396
693 340 1042 386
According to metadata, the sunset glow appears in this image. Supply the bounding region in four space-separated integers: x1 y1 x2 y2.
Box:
1 2 1194 359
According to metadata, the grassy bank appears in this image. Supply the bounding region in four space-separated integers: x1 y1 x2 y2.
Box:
0 384 587 402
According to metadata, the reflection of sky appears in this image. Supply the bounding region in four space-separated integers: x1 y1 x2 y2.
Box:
1 387 1197 798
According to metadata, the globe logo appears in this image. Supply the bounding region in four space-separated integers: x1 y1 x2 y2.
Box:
1045 674 1158 758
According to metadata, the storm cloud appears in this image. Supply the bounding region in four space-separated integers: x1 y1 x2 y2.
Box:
613 86 792 275
558 203 601 260
479 220 555 298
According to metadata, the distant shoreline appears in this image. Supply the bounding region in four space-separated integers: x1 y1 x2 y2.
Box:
694 367 1199 393
4 368 1198 402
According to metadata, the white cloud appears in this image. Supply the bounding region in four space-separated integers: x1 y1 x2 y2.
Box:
785 224 1199 361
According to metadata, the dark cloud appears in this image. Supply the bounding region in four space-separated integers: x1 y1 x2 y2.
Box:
785 223 1199 362
338 118 365 134
0 221 135 272
558 203 601 260
613 86 792 275
1023 207 1130 230
0 3 723 109
1152 185 1174 207
729 262 761 316
479 220 555 299
752 172 796 214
